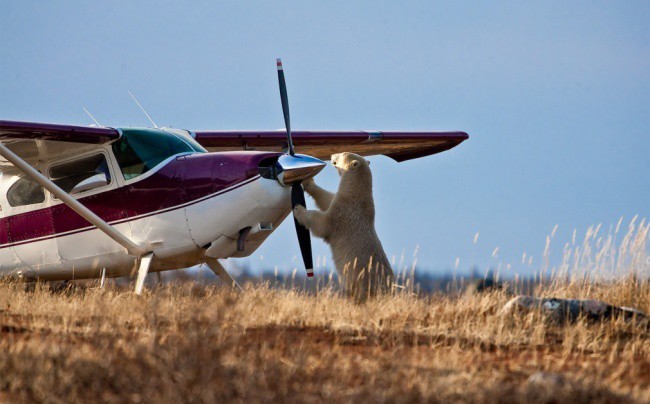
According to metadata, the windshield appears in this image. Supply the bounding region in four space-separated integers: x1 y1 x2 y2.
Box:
112 128 203 180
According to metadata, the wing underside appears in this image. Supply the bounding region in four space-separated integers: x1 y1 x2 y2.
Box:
194 130 468 162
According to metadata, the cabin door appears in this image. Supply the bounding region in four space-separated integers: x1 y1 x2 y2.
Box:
51 152 127 261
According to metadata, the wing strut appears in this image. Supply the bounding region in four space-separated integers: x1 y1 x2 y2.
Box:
205 258 242 292
134 252 154 295
0 142 149 257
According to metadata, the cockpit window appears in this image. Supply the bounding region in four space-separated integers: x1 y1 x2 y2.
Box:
49 153 112 196
112 129 200 180
7 176 45 207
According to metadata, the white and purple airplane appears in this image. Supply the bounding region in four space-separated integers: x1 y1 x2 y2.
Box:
0 60 468 293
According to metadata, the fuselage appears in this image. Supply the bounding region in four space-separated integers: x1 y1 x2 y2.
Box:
0 127 290 280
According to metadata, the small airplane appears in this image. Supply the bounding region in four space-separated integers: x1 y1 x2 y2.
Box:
0 59 468 293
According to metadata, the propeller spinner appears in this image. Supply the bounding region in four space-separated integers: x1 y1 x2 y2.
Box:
276 58 324 277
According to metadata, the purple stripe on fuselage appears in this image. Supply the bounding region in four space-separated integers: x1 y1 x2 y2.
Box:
0 151 282 248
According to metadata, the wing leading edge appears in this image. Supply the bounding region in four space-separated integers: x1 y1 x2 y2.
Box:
194 130 468 162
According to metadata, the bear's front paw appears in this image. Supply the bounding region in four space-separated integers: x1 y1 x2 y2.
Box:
293 204 308 225
302 178 315 193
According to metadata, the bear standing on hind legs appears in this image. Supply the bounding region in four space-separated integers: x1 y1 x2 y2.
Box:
293 152 395 302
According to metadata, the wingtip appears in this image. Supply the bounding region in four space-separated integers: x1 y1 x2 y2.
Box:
276 58 283 70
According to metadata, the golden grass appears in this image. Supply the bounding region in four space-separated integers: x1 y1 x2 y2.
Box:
0 280 647 403
0 218 648 403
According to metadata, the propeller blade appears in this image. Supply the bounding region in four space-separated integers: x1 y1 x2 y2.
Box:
276 58 295 156
277 59 313 277
291 182 313 277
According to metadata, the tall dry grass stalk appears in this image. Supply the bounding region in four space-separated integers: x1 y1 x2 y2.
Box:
536 216 649 308
0 218 648 403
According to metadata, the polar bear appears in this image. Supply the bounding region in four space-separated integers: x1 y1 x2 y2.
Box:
293 152 394 301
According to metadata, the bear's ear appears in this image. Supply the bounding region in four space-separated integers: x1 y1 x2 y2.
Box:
366 159 370 166
350 160 360 168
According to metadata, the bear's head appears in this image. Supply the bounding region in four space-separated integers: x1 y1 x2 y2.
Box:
331 153 373 198
331 152 370 177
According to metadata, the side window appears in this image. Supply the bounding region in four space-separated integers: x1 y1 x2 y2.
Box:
49 154 112 196
7 176 45 207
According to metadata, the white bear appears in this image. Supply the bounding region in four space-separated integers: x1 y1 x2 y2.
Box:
294 152 394 301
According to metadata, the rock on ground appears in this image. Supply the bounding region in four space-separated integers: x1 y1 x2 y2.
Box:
499 295 647 324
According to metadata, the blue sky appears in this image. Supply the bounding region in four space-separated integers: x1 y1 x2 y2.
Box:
1 1 648 276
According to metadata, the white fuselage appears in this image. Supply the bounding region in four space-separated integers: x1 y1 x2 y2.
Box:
0 153 291 281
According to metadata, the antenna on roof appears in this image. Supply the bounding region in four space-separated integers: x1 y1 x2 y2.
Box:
128 91 158 128
82 107 104 127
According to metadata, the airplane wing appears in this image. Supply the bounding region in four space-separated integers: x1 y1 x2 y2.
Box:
193 130 468 162
0 120 120 168
1 120 469 164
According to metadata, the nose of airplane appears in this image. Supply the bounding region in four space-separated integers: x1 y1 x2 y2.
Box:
260 154 326 186
256 151 325 278
277 154 326 185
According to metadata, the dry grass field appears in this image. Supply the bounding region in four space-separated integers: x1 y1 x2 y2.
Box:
1 219 648 403
1 279 648 403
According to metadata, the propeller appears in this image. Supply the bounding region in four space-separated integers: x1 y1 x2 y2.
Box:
277 58 314 277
